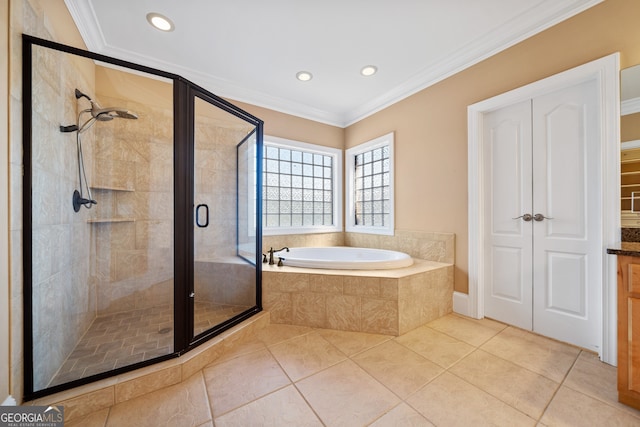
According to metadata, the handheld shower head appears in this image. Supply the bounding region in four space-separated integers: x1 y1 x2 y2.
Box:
93 107 138 121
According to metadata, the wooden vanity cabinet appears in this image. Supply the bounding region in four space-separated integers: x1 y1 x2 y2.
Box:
617 255 640 410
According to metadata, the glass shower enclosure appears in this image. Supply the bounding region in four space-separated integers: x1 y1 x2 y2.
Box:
22 35 263 399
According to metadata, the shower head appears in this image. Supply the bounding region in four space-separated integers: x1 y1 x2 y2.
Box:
92 106 139 121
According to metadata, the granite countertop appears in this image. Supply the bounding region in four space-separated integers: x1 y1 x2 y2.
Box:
607 242 640 256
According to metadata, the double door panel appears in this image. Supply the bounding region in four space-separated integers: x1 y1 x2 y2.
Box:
483 79 601 351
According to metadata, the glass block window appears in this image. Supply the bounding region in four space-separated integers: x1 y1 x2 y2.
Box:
263 136 342 235
346 132 394 235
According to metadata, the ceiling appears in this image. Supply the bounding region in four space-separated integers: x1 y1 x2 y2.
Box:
64 0 601 128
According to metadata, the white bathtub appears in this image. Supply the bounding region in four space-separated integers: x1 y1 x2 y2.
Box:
277 246 413 270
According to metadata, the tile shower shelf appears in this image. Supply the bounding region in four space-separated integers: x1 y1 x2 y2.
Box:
90 185 135 192
87 217 136 224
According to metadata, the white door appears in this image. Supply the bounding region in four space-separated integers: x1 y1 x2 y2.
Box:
483 100 533 331
484 79 601 351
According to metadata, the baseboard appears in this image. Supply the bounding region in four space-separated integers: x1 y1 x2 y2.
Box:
453 291 470 317
2 395 17 406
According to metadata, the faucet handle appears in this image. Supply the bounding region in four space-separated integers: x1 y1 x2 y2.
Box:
262 254 268 263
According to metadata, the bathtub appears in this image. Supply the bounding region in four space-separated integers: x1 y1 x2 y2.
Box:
277 246 413 270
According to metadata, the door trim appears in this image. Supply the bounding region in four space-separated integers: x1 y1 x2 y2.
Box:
466 53 620 364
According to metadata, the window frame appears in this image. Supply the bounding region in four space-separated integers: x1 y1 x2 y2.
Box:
262 135 343 236
345 132 395 235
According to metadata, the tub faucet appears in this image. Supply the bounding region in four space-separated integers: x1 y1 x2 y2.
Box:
264 247 289 265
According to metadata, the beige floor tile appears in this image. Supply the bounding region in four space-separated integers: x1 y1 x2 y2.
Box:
407 372 536 426
214 385 322 427
395 325 475 368
106 372 211 427
564 351 640 418
368 403 435 427
203 348 291 417
196 422 213 427
269 332 347 381
254 323 314 346
481 327 580 382
297 359 400 427
316 328 392 356
66 408 109 427
449 349 559 419
426 314 504 347
353 340 443 398
540 386 640 426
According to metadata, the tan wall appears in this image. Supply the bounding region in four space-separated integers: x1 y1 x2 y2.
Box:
346 0 640 293
622 112 640 142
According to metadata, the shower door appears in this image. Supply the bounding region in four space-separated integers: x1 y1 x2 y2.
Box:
23 35 263 400
190 91 261 343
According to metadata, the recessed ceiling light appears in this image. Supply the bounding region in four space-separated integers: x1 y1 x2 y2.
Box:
296 71 313 82
146 13 174 32
361 65 378 77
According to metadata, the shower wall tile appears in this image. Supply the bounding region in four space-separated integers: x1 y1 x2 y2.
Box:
9 163 22 231
135 220 172 250
93 159 136 191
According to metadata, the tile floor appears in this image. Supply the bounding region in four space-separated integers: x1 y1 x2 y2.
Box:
65 313 640 426
50 301 250 387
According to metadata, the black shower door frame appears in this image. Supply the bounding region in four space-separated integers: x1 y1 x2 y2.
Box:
22 35 263 400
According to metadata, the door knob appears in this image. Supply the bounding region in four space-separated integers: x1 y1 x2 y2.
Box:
513 214 533 222
533 214 553 222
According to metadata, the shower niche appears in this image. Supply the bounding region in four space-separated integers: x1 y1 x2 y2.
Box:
23 35 263 399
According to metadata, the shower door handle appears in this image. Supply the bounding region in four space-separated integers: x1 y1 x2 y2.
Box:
195 204 209 228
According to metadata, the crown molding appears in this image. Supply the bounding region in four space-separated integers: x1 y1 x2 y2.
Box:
64 0 602 128
622 97 640 116
342 0 603 126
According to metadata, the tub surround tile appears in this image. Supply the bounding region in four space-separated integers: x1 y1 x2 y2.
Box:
263 259 453 335
325 294 361 331
292 292 327 328
361 298 399 335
